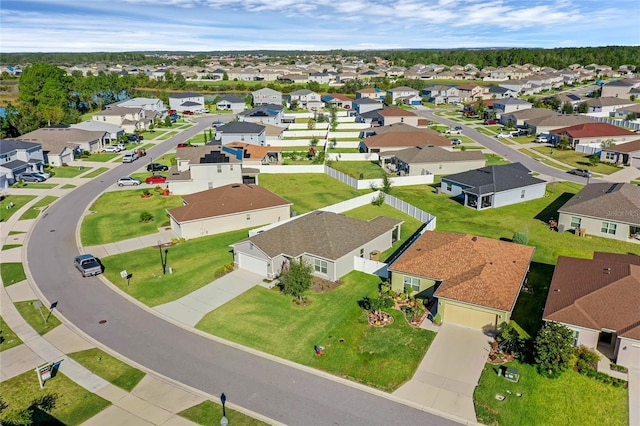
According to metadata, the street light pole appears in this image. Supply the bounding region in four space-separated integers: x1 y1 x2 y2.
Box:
158 240 166 274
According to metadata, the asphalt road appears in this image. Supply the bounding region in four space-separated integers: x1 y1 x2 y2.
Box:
26 116 459 425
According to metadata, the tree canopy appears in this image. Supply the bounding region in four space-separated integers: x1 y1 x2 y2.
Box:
279 258 313 303
533 321 575 378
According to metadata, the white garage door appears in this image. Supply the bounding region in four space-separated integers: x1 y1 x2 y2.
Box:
238 253 268 276
444 303 498 330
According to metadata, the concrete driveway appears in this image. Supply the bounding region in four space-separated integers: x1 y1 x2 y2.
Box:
394 324 491 422
154 269 265 326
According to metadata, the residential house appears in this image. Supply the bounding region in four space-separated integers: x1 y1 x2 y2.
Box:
388 232 535 330
599 139 640 167
17 128 106 164
216 94 246 113
169 92 205 112
525 114 597 136
360 130 451 153
0 140 45 188
361 123 433 138
252 88 283 106
355 88 386 102
288 90 322 111
422 85 460 104
498 80 532 95
440 163 547 210
550 122 638 149
493 98 533 117
322 94 353 110
308 72 333 84
487 85 518 99
93 107 150 133
542 252 640 368
387 86 421 105
584 97 635 115
610 103 640 120
231 210 402 280
600 78 640 99
500 108 557 127
352 98 383 115
456 84 486 102
116 97 165 113
167 184 291 240
237 104 284 126
382 146 486 176
363 108 420 127
215 122 267 146
557 183 640 244
225 142 283 166
71 121 124 144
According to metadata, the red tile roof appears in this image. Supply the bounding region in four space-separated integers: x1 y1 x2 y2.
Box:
389 232 535 311
551 122 637 138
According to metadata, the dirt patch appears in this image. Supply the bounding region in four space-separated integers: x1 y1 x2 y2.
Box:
310 276 342 293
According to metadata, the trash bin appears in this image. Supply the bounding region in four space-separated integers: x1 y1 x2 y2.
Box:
168 267 173 274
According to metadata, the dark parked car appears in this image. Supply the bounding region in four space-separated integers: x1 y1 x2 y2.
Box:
18 173 46 182
74 254 103 277
126 134 140 142
147 163 169 172
569 168 593 178
484 119 499 125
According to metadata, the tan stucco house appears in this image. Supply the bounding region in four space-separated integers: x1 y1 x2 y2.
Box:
381 146 486 176
388 232 535 330
168 184 291 240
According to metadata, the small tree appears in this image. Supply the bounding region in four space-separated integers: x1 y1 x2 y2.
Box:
279 258 313 303
577 102 589 113
557 135 571 150
512 232 529 245
309 137 319 147
588 154 600 166
381 173 393 194
496 322 522 356
561 102 574 115
307 118 316 130
164 116 172 127
534 321 575 378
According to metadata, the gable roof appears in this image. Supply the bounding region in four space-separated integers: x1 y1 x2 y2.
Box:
0 139 41 154
218 94 245 103
353 98 381 105
604 139 640 153
386 145 485 164
388 86 418 93
289 89 318 96
168 184 291 223
372 123 433 135
225 142 281 159
252 87 281 96
244 211 402 261
96 106 142 116
551 122 636 138
558 183 640 226
543 253 640 340
15 128 106 152
389 232 535 311
585 97 634 107
175 145 242 165
71 121 124 133
216 122 266 134
443 163 545 195
363 131 451 148
169 92 202 99
376 108 418 117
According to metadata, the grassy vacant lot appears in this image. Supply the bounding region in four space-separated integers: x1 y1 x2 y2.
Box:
179 401 268 426
0 370 110 425
18 195 58 220
474 361 628 426
1 262 27 286
81 191 182 246
329 161 386 179
101 228 248 306
196 271 435 392
0 195 36 222
68 348 145 391
0 314 23 351
484 153 510 166
50 166 92 178
259 173 362 214
14 300 62 335
81 167 109 178
531 146 622 175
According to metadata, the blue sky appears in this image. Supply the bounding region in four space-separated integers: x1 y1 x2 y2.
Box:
1 0 639 52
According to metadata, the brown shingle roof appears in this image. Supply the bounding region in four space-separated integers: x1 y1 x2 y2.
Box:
371 123 433 134
605 139 640 153
14 128 106 153
377 108 417 117
246 211 402 260
363 132 451 149
543 253 640 340
168 184 291 222
386 146 485 164
558 183 640 226
225 142 281 160
389 232 534 311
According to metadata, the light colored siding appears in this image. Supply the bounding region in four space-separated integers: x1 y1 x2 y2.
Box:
558 212 632 243
493 182 546 208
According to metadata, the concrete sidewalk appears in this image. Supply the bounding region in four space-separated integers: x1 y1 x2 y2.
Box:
84 227 177 257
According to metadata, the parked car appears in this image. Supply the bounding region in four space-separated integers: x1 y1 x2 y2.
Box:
18 172 46 182
168 109 176 115
115 143 126 151
454 126 463 131
183 110 194 115
74 254 102 277
122 153 137 163
444 129 462 135
147 163 169 172
495 132 512 138
569 168 593 178
451 138 462 146
512 129 529 137
177 143 193 148
170 113 181 120
33 172 50 180
484 119 499 125
103 145 120 153
212 121 224 128
117 176 141 186
146 175 167 184
126 134 140 142
535 136 549 143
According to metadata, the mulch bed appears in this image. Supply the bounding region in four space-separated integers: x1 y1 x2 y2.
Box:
310 277 342 293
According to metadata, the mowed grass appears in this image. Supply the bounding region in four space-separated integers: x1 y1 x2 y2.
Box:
12 182 57 189
484 153 511 166
1 262 27 286
196 271 435 392
80 191 183 245
81 167 109 178
0 314 23 351
531 146 623 175
100 228 248 306
68 348 145 391
50 166 92 178
329 161 386 179
0 370 110 426
474 361 628 426
14 300 62 335
259 173 362 214
179 400 268 426
83 153 120 162
0 195 37 222
18 195 58 220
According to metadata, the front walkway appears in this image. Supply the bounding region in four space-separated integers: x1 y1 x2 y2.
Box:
393 323 491 423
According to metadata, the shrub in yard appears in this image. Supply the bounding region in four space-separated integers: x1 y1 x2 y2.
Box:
534 321 575 378
574 345 600 371
512 232 529 245
139 211 154 223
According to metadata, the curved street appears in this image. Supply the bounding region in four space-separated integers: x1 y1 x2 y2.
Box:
25 117 459 425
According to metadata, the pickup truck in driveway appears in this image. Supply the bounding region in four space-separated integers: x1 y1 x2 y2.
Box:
74 254 103 277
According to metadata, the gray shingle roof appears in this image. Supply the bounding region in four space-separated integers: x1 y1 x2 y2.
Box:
246 211 402 260
217 122 266 134
0 139 41 154
218 94 245 103
558 183 640 226
443 163 545 195
387 146 485 164
170 92 202 99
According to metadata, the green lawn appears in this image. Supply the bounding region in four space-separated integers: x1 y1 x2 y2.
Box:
179 401 268 426
2 244 22 251
18 196 58 220
1 262 27 286
139 130 166 139
531 147 623 175
329 161 386 179
80 191 183 246
520 148 573 172
196 271 435 392
12 182 57 189
259 173 362 214
50 166 92 178
82 153 120 162
0 195 36 222
100 228 249 306
14 300 62 335
68 348 145 391
484 153 511 166
0 314 23 351
61 184 77 189
327 147 361 153
158 131 179 140
474 361 628 426
81 167 109 178
0 370 110 426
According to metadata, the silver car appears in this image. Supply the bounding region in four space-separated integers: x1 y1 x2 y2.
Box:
117 176 141 187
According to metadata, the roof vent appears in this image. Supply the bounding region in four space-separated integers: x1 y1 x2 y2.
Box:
231 184 241 188
554 289 561 292
605 267 611 274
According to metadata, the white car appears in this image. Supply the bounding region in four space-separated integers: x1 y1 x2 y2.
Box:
495 132 512 138
117 176 141 186
535 136 549 143
115 143 126 151
103 145 120 153
122 153 137 163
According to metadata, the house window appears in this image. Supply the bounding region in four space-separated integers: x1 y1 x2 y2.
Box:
314 259 327 274
445 182 452 191
605 152 615 161
570 217 581 228
601 222 617 235
246 214 250 221
572 330 579 347
520 189 526 199
230 164 233 171
403 276 420 292
217 165 222 173
359 248 364 258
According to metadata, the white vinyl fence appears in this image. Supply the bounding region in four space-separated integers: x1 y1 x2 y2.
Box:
325 166 434 190
353 256 389 278
326 153 379 161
